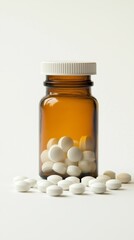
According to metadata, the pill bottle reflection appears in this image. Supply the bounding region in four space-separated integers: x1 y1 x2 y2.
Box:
39 62 98 179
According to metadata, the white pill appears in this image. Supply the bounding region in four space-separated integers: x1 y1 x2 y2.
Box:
97 175 111 183
24 178 37 188
58 136 73 152
48 145 65 162
47 175 63 184
69 183 85 194
52 162 67 175
40 150 50 163
58 179 72 190
65 158 78 166
67 146 83 162
79 136 94 151
83 151 95 162
106 179 122 190
15 181 31 192
67 165 81 177
79 161 96 173
65 176 80 184
13 176 28 183
88 178 102 187
78 160 91 173
116 173 131 183
46 185 63 196
47 138 59 149
38 180 53 192
42 161 53 173
91 182 106 194
81 176 95 186
103 170 115 179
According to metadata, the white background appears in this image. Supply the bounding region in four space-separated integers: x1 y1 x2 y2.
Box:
0 1 134 240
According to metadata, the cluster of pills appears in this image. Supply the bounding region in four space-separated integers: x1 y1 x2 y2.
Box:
40 136 96 178
13 171 132 197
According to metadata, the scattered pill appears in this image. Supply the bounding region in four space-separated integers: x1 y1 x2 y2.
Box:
116 173 131 183
67 165 81 177
81 176 95 186
106 179 122 190
58 179 72 190
97 175 111 183
24 178 37 188
52 162 67 175
47 138 59 149
47 175 63 184
42 161 53 173
91 182 106 194
83 151 95 162
48 145 65 162
58 136 73 152
13 176 28 183
46 185 63 196
67 146 83 162
69 183 85 195
103 170 115 179
65 176 80 184
88 178 102 187
38 180 53 192
15 181 31 192
79 136 94 151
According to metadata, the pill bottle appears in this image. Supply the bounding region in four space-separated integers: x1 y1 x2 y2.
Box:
39 62 98 179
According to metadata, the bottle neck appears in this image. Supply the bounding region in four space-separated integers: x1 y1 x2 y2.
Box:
44 75 93 96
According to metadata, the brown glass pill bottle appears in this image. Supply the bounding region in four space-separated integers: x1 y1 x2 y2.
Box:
39 62 98 179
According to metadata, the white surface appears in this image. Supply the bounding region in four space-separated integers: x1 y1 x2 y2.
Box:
0 0 134 239
1 180 134 240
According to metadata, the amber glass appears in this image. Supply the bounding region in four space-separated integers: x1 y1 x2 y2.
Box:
39 75 98 179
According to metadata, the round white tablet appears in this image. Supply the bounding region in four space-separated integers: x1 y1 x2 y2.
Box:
52 162 67 175
47 175 63 184
65 176 80 184
67 165 81 177
65 158 78 166
79 136 94 151
13 176 28 183
46 185 63 196
38 180 53 192
106 179 122 190
83 151 95 162
42 161 53 173
58 136 73 152
78 160 92 173
40 150 50 163
48 145 65 162
58 180 72 190
97 175 111 183
88 178 102 187
15 181 31 192
69 183 85 195
103 170 115 179
81 176 95 186
67 146 83 162
116 173 131 183
47 138 59 149
91 182 106 194
24 178 37 188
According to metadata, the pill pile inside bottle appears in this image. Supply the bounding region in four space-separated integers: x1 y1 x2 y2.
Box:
40 136 97 178
13 171 132 196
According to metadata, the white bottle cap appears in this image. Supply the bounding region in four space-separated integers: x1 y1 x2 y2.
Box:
41 62 96 76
